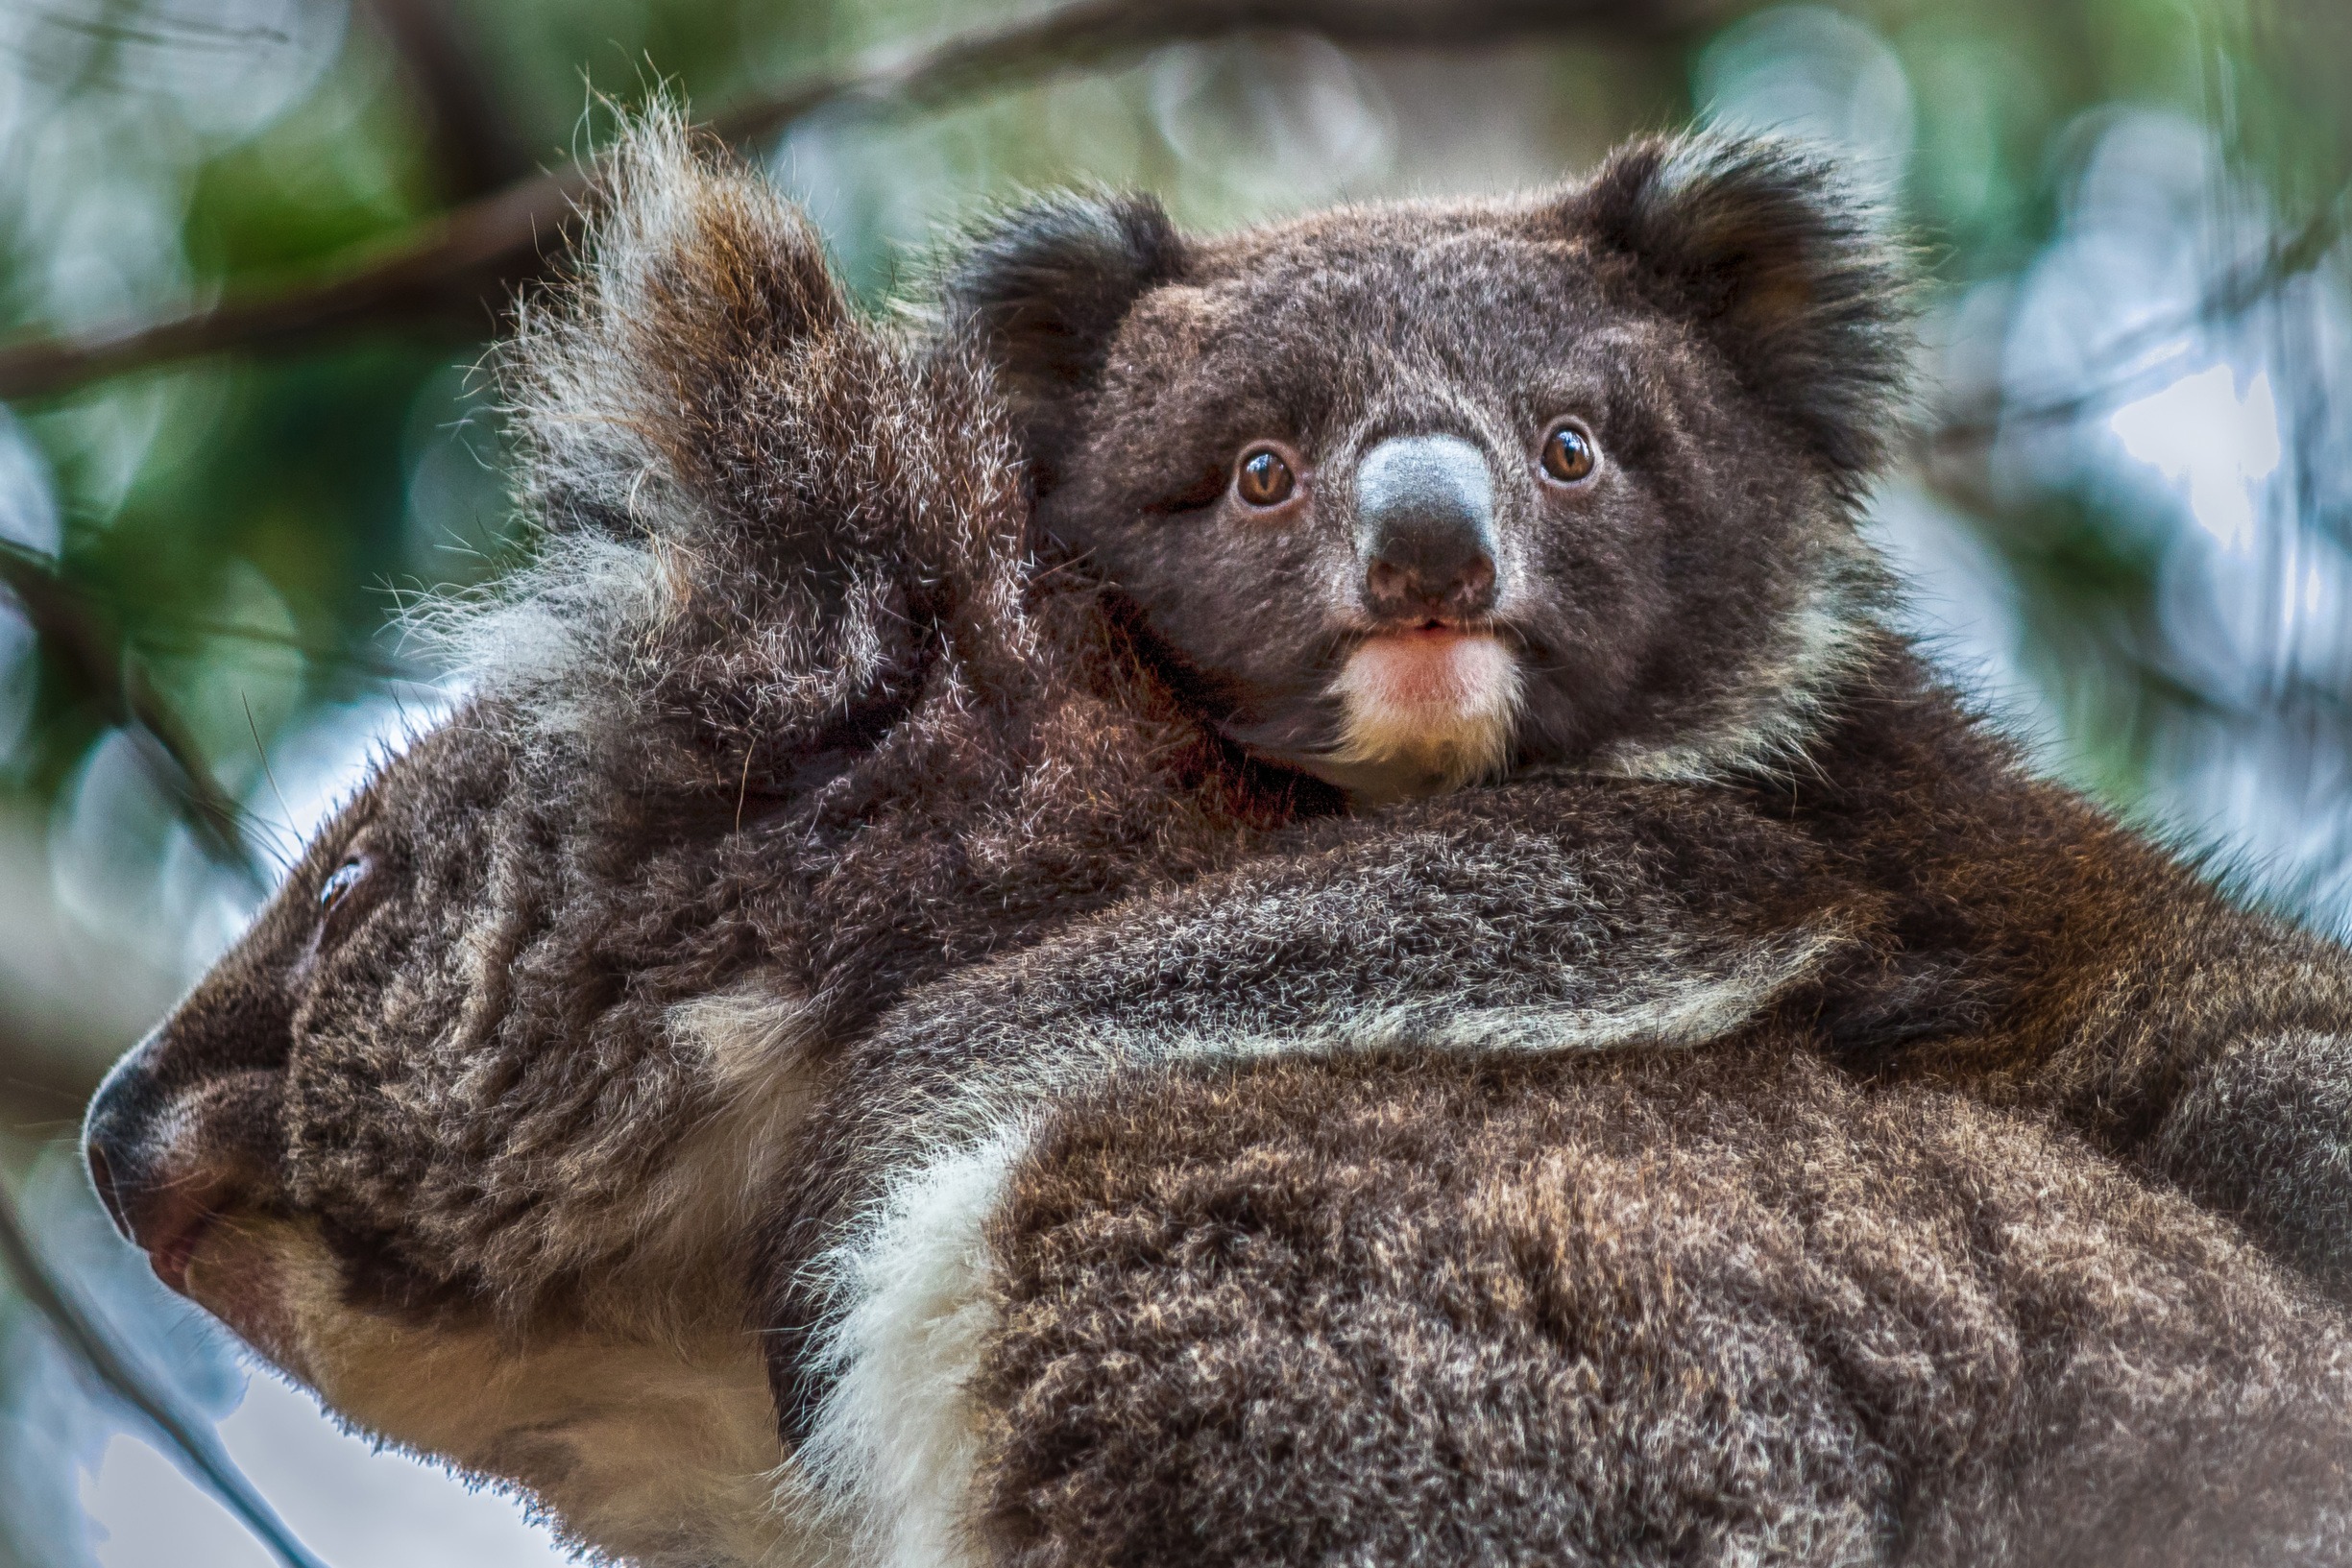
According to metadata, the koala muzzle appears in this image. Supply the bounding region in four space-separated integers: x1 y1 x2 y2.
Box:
85 1049 205 1286
1354 434 1500 624
84 1015 289 1293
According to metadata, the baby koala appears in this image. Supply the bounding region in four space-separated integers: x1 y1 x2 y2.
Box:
77 119 2352 1568
949 137 2352 1291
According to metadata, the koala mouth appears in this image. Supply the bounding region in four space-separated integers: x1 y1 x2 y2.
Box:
1239 628 1523 806
1337 628 1519 751
85 1086 289 1300
153 1207 225 1295
1208 619 1529 805
1346 626 1510 708
100 1165 234 1296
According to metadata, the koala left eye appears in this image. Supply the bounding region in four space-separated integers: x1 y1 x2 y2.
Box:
320 858 368 913
316 857 380 949
1234 446 1298 508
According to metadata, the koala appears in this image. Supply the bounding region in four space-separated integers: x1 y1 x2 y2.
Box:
946 138 2352 1294
79 120 2352 1568
78 117 1295 1565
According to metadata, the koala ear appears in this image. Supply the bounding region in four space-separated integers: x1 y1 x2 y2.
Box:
946 193 1188 485
457 109 1035 789
1572 135 1913 486
508 109 853 548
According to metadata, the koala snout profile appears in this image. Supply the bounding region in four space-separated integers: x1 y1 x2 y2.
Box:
1353 433 1501 623
84 959 294 1297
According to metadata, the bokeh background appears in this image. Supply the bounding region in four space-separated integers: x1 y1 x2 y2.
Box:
3 0 2348 1561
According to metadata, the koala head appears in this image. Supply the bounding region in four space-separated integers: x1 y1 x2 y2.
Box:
952 137 1913 803
77 116 1270 1561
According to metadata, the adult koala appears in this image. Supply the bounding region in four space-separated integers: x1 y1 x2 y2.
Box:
81 120 2352 1566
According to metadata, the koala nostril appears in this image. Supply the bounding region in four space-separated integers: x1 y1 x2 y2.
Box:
1452 554 1497 606
1363 533 1498 620
85 1141 131 1242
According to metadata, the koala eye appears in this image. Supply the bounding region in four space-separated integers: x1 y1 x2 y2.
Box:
1540 422 1599 485
319 857 369 917
1233 446 1297 509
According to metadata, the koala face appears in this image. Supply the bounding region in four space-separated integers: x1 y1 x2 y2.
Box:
956 139 1910 802
84 704 830 1323
78 707 834 1562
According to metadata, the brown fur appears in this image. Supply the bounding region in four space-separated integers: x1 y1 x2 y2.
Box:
982 1048 2352 1566
86 117 1292 1335
73 119 2352 1564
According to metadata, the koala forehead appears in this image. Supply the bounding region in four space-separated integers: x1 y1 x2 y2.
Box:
1196 201 1594 316
1103 201 1684 434
1077 207 1721 512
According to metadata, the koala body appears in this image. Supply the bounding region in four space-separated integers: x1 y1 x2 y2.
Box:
79 121 2352 1566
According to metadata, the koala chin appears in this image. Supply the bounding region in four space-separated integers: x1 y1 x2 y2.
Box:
74 116 2352 1566
1325 629 1522 804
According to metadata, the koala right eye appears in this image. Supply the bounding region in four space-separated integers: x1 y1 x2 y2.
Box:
1540 422 1599 485
1233 446 1298 509
314 855 386 952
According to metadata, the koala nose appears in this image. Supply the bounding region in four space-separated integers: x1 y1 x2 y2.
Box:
1354 434 1500 624
85 1140 129 1238
83 1046 171 1247
82 1037 247 1291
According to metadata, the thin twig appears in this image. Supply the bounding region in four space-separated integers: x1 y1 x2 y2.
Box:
0 0 1720 401
0 543 263 887
1930 181 2350 451
0 1176 330 1568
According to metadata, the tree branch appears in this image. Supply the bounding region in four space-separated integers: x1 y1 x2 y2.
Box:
0 1176 330 1568
358 0 536 201
0 544 263 887
0 0 1724 401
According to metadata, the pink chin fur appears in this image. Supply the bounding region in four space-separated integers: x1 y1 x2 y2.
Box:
1343 632 1515 717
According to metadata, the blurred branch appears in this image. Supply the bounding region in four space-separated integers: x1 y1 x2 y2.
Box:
0 543 263 887
1930 181 2350 453
0 1176 331 1568
0 0 1725 401
0 176 572 398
